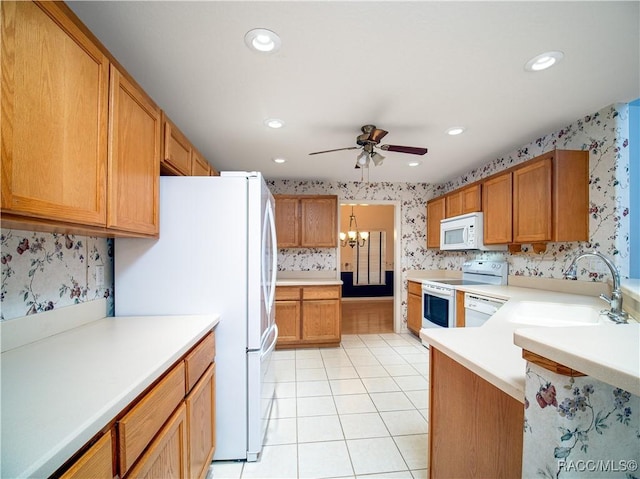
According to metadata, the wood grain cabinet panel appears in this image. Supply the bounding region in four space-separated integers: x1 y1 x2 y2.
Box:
126 403 188 479
300 197 337 247
1 0 109 226
60 430 113 479
426 197 446 248
482 171 513 244
191 149 211 176
107 65 160 236
184 332 215 393
513 157 552 243
118 362 186 475
162 115 192 176
429 348 523 478
407 281 423 335
275 300 302 345
186 364 216 479
274 197 300 247
302 299 341 343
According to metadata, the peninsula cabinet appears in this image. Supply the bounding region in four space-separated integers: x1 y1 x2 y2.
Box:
426 196 446 248
274 195 338 248
275 285 341 348
1 1 160 237
429 347 523 478
407 280 423 335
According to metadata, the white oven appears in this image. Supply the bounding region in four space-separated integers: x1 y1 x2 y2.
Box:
422 282 456 329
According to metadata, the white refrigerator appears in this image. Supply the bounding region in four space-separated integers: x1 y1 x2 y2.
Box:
114 172 278 462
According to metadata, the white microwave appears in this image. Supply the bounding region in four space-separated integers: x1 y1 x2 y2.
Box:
440 212 506 251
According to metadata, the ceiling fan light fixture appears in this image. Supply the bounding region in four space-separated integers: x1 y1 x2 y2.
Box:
356 150 369 166
524 51 564 72
371 151 385 166
446 126 465 136
244 28 281 53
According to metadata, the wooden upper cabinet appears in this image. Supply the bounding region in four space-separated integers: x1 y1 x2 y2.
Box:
274 195 337 248
426 196 446 248
1 0 109 226
552 150 589 242
191 149 211 176
300 197 337 247
445 184 481 218
513 156 552 243
162 115 192 176
107 65 160 236
274 197 300 247
482 171 513 244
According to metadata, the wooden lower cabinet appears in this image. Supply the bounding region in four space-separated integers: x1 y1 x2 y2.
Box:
429 347 523 478
60 430 113 479
275 285 341 348
126 404 188 479
406 281 422 335
186 363 216 479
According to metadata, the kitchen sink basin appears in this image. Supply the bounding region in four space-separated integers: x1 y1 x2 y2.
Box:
508 301 603 327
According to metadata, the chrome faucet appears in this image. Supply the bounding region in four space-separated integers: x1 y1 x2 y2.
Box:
564 250 628 324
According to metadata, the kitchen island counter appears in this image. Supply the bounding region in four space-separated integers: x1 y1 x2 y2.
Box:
1 302 219 479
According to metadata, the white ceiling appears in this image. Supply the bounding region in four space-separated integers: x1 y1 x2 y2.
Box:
68 1 639 184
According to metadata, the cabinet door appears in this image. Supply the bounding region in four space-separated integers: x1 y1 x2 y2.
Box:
300 197 337 247
445 192 463 218
426 197 446 248
275 300 301 344
162 117 192 176
513 157 552 243
302 299 341 342
191 150 211 176
461 184 481 214
482 172 513 244
1 1 109 226
107 65 160 235
407 292 423 335
61 430 113 479
186 364 215 479
126 403 188 479
274 197 300 247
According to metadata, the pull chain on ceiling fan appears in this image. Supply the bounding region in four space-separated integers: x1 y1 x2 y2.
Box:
309 124 428 169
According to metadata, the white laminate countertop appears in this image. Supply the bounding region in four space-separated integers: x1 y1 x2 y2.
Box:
1 313 219 479
418 281 639 403
276 278 343 286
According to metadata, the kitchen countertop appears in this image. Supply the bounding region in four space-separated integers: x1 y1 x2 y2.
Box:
276 278 343 286
1 310 219 478
418 281 639 402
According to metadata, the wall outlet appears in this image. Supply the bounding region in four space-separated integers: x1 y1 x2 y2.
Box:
95 265 105 287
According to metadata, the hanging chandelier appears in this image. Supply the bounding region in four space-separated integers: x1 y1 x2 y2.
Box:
340 206 369 248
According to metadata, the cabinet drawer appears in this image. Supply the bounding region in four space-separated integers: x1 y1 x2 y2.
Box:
185 332 215 393
408 281 422 296
61 430 113 479
276 287 301 301
302 286 341 300
118 361 186 475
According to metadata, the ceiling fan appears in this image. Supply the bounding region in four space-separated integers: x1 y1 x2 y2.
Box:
309 124 428 169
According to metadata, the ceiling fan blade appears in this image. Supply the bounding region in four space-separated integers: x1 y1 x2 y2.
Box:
379 144 428 155
309 146 359 155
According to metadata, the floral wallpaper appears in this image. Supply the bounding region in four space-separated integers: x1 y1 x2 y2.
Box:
0 230 113 321
523 362 639 478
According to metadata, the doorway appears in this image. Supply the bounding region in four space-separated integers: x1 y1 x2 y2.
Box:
338 202 400 334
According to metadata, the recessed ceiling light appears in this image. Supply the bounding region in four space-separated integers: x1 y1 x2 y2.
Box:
407 160 422 167
446 127 465 136
272 158 286 164
244 28 281 53
264 118 284 129
524 51 564 72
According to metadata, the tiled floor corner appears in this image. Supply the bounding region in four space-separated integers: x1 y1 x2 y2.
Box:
212 332 430 479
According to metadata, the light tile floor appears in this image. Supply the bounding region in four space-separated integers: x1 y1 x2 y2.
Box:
211 332 429 479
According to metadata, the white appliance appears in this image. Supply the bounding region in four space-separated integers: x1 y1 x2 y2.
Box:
440 212 507 251
464 293 506 327
421 260 508 343
114 172 278 462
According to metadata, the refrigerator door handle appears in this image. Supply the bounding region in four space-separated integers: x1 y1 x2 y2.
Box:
261 324 278 359
266 199 278 318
